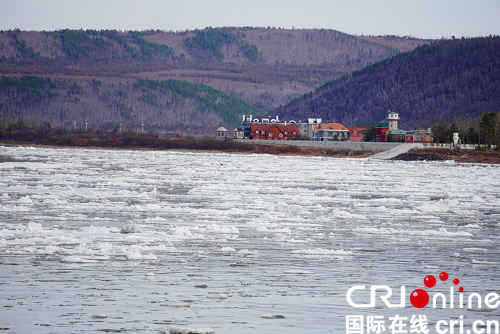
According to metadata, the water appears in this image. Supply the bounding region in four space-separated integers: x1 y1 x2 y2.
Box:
0 146 499 334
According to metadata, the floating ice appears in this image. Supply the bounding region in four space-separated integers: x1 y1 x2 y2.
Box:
463 224 481 229
25 222 43 233
355 226 473 238
273 227 292 233
169 327 214 334
207 294 228 300
331 208 366 220
171 226 203 239
80 226 113 234
61 256 99 263
220 247 236 253
18 196 33 204
471 195 484 202
120 223 142 234
0 146 498 334
125 251 157 260
237 249 258 257
204 224 239 235
471 259 500 266
291 248 353 256
261 314 286 319
463 248 488 253
273 202 304 215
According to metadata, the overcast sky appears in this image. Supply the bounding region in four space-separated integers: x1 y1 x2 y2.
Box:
1 0 499 39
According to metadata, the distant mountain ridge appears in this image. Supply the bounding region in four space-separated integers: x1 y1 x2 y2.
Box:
0 27 433 132
276 37 500 129
0 28 414 66
0 28 429 105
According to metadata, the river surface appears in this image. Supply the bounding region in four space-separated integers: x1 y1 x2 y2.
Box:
0 146 499 334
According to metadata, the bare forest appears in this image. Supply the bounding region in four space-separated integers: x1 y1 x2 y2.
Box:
0 27 429 132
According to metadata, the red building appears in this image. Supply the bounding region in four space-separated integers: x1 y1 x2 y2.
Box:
376 122 389 142
405 130 433 143
250 124 299 140
348 122 379 142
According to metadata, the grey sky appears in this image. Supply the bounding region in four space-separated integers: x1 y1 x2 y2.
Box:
1 0 499 39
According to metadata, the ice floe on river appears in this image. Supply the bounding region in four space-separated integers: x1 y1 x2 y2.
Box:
0 145 499 333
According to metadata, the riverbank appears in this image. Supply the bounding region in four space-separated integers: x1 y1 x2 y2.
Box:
0 134 374 158
1 135 499 163
393 148 500 164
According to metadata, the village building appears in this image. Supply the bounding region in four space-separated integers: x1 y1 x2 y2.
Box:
387 129 407 142
220 112 431 143
405 129 433 143
216 127 228 140
249 124 299 140
376 122 389 142
233 127 244 139
374 111 408 142
314 122 349 141
348 122 379 142
298 118 322 139
387 111 400 131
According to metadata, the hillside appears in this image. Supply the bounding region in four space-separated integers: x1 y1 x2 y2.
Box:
0 76 263 134
276 37 500 129
0 28 429 123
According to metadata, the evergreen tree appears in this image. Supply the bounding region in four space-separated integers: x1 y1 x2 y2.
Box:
479 112 498 146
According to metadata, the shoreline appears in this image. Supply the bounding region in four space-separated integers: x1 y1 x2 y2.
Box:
0 136 375 158
1 137 499 164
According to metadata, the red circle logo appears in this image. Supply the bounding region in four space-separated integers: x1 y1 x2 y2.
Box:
424 275 436 288
410 289 429 308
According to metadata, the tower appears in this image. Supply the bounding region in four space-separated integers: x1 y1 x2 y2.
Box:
387 111 399 131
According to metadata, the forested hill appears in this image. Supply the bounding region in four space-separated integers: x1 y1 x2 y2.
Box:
0 76 263 134
276 37 500 129
0 28 429 114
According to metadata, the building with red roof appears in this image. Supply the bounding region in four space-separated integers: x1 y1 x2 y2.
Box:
250 124 299 140
314 122 349 141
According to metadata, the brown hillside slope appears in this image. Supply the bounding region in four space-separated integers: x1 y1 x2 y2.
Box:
0 28 430 111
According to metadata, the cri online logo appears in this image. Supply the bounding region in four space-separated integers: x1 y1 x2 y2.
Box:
346 271 500 309
411 271 463 308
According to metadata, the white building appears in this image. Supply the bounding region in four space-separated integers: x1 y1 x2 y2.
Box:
298 118 322 140
314 123 349 141
233 127 244 139
216 127 228 140
387 111 400 131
